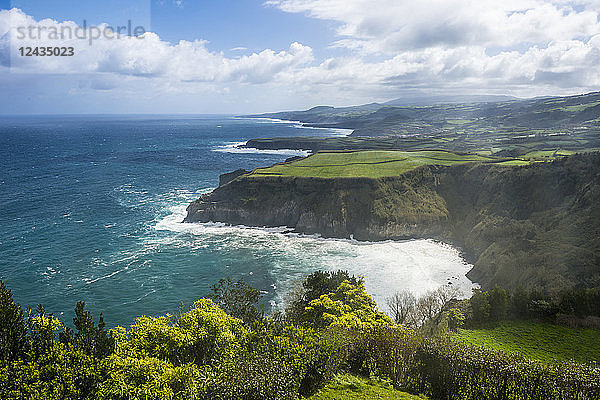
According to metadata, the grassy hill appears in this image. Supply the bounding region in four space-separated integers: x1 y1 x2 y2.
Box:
246 92 600 157
454 321 600 365
250 150 522 178
253 92 600 136
308 374 427 400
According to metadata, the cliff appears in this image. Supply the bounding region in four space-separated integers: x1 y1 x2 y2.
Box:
185 153 600 292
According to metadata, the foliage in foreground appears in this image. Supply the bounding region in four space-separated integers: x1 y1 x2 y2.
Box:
1 276 600 400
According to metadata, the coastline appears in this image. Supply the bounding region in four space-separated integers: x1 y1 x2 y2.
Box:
234 116 354 136
185 152 600 292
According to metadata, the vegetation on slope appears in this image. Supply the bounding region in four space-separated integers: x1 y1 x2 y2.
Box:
253 91 600 136
454 321 600 364
250 150 502 178
445 286 600 365
2 273 600 400
188 152 600 291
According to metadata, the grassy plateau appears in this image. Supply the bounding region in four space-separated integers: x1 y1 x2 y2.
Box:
249 150 510 178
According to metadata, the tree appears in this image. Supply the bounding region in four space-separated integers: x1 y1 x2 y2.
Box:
385 291 416 325
488 286 510 321
434 286 460 306
0 280 27 361
413 291 444 327
447 309 465 331
302 280 392 329
511 286 529 319
285 270 363 322
470 289 490 323
303 270 364 305
59 301 114 358
527 289 557 319
211 277 263 324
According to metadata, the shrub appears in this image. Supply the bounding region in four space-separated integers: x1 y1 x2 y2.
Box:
120 298 246 365
98 356 200 400
361 334 600 400
0 344 102 400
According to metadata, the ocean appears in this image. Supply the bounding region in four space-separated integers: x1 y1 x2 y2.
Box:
0 115 475 327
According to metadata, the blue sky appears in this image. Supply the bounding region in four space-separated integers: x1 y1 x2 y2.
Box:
9 0 337 55
1 0 600 114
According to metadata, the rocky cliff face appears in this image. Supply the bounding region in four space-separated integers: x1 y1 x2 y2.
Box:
185 153 600 292
185 167 449 240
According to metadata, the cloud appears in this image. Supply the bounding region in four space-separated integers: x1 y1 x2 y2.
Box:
293 38 600 95
267 0 600 54
261 0 600 98
0 8 314 83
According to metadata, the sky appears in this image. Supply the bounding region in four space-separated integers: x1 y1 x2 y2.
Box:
1 0 600 114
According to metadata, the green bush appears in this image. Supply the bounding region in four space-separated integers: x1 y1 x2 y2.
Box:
98 356 199 400
469 289 490 323
0 343 102 400
119 298 246 366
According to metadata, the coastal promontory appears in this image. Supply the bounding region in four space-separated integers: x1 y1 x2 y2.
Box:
185 151 600 292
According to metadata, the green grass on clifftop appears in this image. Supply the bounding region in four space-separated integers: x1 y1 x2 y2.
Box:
454 321 600 365
308 374 427 400
250 150 501 178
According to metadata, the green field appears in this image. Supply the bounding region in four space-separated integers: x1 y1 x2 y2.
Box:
308 374 426 400
454 321 600 365
250 150 500 178
523 149 575 158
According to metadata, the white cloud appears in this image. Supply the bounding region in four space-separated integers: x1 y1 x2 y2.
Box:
262 0 600 98
0 9 314 83
267 0 600 54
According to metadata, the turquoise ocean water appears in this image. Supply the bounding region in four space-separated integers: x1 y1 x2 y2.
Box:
0 115 474 327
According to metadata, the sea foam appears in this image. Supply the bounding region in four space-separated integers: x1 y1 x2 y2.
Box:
154 203 477 311
212 141 311 157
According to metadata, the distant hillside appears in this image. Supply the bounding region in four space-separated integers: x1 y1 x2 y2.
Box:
250 93 600 137
246 92 600 156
